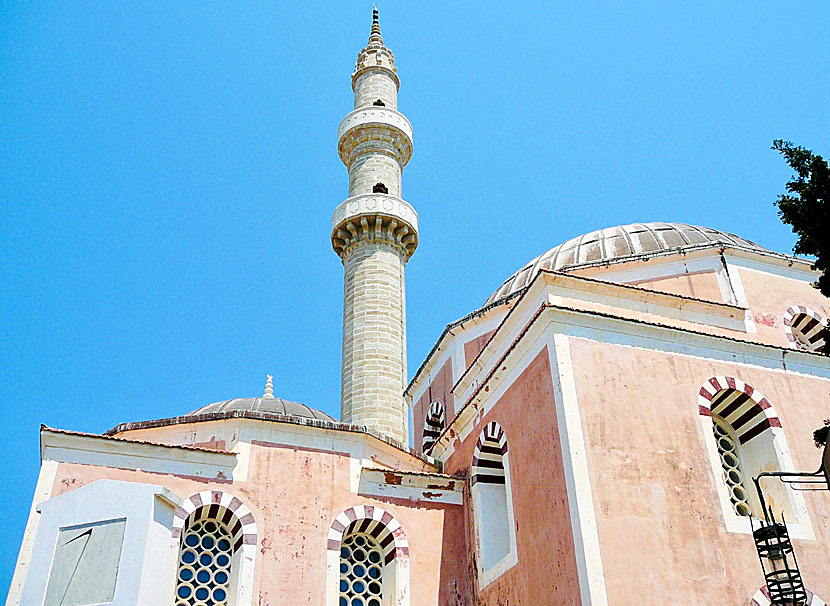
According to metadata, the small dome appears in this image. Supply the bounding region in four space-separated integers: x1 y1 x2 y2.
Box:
486 222 769 304
187 397 335 422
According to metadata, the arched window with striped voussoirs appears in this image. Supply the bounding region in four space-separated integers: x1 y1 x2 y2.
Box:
172 491 258 606
698 377 794 521
326 505 410 606
421 400 445 454
784 306 827 353
470 421 517 586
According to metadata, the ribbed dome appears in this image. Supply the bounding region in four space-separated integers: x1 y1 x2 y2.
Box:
486 222 769 304
188 397 335 422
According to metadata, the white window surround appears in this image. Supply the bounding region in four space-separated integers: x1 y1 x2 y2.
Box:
470 422 518 589
698 376 814 540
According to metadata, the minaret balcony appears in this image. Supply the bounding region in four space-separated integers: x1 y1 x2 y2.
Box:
337 107 413 168
331 193 419 258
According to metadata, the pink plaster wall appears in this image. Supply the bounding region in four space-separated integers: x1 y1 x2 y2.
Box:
48 433 457 605
737 267 830 348
630 269 723 302
567 336 830 604
414 357 455 452
443 349 582 605
464 330 496 369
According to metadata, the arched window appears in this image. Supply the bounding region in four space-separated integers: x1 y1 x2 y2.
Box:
174 504 256 606
422 400 445 454
699 378 797 523
471 422 517 586
784 306 826 353
372 182 388 194
332 510 404 606
372 99 385 106
712 415 752 517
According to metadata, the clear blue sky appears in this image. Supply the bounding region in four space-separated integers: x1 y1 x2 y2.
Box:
1 1 828 594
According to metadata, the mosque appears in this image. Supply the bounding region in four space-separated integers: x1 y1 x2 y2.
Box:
7 10 830 606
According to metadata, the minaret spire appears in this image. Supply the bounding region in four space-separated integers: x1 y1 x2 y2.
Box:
368 7 383 46
331 14 417 445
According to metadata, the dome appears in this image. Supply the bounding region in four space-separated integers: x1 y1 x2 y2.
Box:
486 222 770 304
187 397 335 422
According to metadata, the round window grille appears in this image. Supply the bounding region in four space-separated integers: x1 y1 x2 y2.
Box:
339 532 383 606
175 519 233 606
713 418 751 517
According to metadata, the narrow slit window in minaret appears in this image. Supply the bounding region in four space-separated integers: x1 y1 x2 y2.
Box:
373 183 388 194
373 99 385 106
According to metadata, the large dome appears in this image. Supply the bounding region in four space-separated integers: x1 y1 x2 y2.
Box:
187 397 335 422
486 222 769 304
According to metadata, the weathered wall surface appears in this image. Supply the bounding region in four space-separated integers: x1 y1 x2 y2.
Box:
42 432 455 605
442 349 582 605
464 330 496 369
414 357 455 452
737 266 830 348
567 335 830 604
630 269 723 302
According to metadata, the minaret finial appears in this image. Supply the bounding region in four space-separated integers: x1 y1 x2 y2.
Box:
263 374 274 399
368 5 383 46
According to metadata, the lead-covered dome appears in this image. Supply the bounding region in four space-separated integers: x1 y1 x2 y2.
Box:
187 397 335 422
486 222 769 304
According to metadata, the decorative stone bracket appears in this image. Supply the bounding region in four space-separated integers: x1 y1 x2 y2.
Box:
331 194 418 259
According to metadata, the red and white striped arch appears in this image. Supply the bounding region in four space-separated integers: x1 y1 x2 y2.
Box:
172 490 257 549
422 400 446 454
751 585 826 606
784 305 827 352
698 376 782 444
471 421 508 486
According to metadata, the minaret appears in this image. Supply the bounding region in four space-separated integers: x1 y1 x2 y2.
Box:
331 9 417 445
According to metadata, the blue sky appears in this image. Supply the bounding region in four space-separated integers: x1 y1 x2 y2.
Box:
1 1 828 594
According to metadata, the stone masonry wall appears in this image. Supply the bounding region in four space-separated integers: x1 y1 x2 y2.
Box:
340 241 409 444
348 153 402 197
354 70 397 110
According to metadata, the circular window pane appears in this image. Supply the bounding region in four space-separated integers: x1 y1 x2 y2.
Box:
341 532 384 604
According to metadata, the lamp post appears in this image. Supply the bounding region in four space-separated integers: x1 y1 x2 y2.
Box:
750 423 829 606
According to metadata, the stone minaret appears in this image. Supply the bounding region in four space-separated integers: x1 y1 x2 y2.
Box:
331 9 417 444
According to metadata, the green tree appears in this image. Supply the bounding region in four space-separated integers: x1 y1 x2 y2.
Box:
772 140 829 297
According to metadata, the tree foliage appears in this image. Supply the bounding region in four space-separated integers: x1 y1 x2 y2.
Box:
772 140 829 297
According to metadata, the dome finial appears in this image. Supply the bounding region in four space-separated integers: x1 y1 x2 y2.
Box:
263 374 274 399
368 5 383 46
